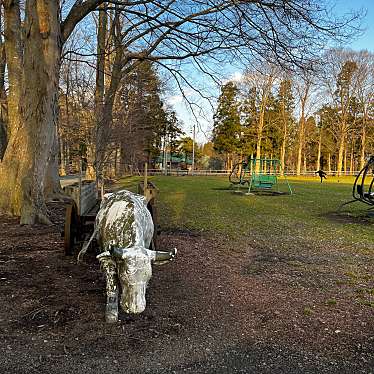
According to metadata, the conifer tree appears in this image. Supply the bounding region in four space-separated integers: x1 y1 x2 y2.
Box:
212 82 241 170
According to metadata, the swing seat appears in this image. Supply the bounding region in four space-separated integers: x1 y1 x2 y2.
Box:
252 175 277 189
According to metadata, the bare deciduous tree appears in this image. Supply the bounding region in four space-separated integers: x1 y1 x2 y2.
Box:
0 0 362 223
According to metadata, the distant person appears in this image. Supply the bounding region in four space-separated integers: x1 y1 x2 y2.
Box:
315 169 327 183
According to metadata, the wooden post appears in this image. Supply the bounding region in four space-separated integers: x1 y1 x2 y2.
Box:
144 163 148 196
78 159 82 215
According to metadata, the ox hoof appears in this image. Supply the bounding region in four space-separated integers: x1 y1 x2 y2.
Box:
106 293 118 323
105 311 118 323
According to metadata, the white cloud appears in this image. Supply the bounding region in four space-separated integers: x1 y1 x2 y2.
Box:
231 71 243 82
166 95 184 105
222 71 243 84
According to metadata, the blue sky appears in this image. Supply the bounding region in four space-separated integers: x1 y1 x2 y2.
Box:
335 0 374 51
169 1 374 144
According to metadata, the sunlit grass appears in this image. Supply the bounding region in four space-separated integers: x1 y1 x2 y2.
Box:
116 175 374 250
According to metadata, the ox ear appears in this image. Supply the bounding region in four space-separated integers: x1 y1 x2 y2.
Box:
146 248 177 265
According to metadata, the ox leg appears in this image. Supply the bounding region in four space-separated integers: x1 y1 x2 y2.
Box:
100 257 119 323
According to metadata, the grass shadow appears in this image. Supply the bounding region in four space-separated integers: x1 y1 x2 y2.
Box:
321 211 374 226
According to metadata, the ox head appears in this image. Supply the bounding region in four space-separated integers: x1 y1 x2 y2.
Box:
112 247 176 314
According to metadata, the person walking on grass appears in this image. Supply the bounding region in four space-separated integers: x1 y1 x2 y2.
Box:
316 169 327 183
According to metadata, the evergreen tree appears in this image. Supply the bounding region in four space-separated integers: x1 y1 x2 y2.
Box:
212 82 241 169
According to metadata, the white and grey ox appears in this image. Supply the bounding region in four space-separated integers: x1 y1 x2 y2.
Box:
93 189 176 323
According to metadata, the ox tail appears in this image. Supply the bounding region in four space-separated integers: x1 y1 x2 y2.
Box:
77 226 99 263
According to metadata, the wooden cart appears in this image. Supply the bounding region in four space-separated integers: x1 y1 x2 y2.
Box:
63 179 159 255
63 180 100 256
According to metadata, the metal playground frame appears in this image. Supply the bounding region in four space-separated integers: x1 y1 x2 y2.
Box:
229 157 293 195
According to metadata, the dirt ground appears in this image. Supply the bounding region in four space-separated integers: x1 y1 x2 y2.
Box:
0 203 373 373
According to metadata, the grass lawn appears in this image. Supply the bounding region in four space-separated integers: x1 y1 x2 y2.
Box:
119 175 373 245
118 175 374 308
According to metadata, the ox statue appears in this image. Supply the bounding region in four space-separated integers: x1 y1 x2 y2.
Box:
93 189 176 323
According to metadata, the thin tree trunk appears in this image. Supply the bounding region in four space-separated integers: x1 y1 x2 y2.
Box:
93 4 107 182
328 153 331 174
255 74 274 173
296 81 310 176
59 136 66 176
280 123 287 176
316 129 322 171
255 108 265 173
337 129 345 176
343 141 347 175
95 10 123 183
85 143 96 179
349 139 354 175
360 125 366 170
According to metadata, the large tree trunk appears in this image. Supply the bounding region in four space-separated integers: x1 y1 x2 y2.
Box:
0 1 27 217
45 127 63 199
0 12 7 160
21 1 61 223
0 1 61 224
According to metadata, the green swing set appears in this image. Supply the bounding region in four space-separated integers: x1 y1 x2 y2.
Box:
229 157 293 195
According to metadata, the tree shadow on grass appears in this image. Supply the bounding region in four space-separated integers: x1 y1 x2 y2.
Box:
321 211 374 226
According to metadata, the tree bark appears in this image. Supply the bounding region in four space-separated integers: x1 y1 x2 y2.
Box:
337 128 346 177
0 1 27 217
0 1 61 224
316 129 322 171
280 121 287 176
92 4 107 181
303 152 307 174
360 123 366 170
0 9 7 160
349 140 354 175
343 141 347 175
95 8 124 185
296 79 310 176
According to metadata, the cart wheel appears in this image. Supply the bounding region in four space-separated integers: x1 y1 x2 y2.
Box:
64 203 78 256
147 201 158 251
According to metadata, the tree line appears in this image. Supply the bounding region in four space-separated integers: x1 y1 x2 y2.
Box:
0 1 363 224
211 49 374 175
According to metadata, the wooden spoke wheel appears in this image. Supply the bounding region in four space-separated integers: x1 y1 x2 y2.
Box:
147 200 158 251
64 203 79 256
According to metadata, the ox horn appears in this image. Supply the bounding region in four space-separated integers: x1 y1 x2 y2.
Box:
151 248 177 264
111 247 177 263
